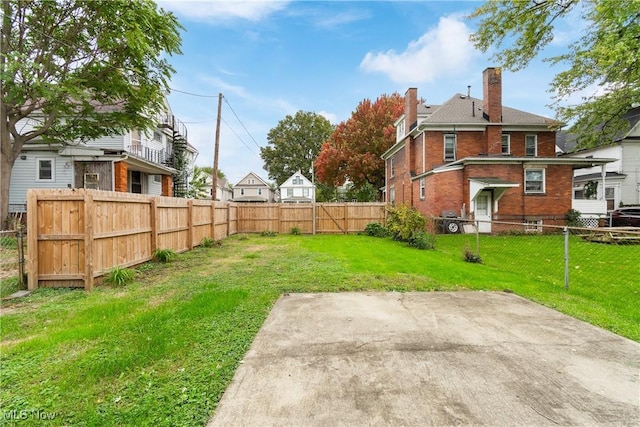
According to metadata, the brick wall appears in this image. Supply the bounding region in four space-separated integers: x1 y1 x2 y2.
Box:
114 161 128 192
162 175 173 197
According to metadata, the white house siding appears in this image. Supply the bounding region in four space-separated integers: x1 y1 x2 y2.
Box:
86 134 127 151
9 151 74 211
147 174 163 196
572 145 623 206
279 171 315 203
621 142 640 205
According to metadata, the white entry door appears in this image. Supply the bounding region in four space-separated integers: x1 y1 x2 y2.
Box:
475 191 492 233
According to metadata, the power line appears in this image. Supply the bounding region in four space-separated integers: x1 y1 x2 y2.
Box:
220 116 261 159
168 88 219 98
223 96 262 150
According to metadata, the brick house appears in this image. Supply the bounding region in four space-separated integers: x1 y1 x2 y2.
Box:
382 67 613 233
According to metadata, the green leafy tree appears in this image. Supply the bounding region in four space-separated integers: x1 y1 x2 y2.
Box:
469 0 640 149
315 93 404 200
1 0 182 226
261 111 334 186
188 166 227 199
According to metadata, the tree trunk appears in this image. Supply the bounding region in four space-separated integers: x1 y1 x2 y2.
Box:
1 119 21 230
0 148 17 230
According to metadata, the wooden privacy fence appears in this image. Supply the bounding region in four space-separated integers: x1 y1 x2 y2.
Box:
26 189 385 290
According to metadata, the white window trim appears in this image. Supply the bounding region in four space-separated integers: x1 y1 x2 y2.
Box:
525 135 537 157
396 120 405 142
390 157 395 177
36 158 55 181
524 168 545 194
444 134 456 162
502 134 511 155
389 185 395 203
419 177 425 200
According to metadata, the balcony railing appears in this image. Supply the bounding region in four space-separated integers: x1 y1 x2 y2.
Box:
157 113 188 140
127 145 168 166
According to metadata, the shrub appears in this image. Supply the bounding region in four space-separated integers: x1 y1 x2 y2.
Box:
153 248 177 263
407 231 434 250
364 222 388 238
290 227 301 235
104 266 135 286
463 245 483 264
260 230 277 237
566 209 583 227
386 204 427 241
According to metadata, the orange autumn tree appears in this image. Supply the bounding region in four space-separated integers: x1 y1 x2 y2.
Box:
315 93 404 200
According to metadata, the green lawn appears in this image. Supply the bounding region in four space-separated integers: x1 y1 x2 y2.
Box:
1 233 638 426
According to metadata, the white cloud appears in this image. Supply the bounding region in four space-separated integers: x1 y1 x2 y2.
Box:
314 10 370 29
359 16 477 84
159 0 290 23
317 110 338 125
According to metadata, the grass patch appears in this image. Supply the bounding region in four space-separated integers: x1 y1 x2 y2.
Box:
1 233 637 425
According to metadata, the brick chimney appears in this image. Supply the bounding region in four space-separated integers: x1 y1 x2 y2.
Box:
405 88 417 134
482 67 502 123
483 67 503 155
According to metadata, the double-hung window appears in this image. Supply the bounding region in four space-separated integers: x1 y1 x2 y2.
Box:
419 178 425 200
525 169 545 193
444 134 456 162
525 135 537 157
390 157 395 177
37 159 54 181
286 188 293 197
501 134 510 155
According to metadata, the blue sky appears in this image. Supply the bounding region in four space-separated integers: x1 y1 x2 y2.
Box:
158 1 583 185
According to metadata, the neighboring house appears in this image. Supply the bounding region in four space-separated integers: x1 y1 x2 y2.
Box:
202 173 233 202
9 96 196 212
382 67 614 232
279 170 315 203
559 107 640 211
232 172 275 202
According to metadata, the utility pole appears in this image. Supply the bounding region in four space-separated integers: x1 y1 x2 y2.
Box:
212 93 222 201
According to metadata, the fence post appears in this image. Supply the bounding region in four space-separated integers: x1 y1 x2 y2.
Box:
312 202 316 235
344 204 348 234
187 199 194 249
475 220 480 257
564 226 569 290
26 190 38 291
150 198 158 255
16 224 25 288
84 193 94 291
211 201 216 241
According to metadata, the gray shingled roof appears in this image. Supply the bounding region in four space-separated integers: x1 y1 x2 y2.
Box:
421 94 557 126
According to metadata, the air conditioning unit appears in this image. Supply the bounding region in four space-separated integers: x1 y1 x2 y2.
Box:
84 173 99 189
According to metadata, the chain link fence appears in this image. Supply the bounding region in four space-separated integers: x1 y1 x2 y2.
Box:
1 226 27 296
432 218 638 291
